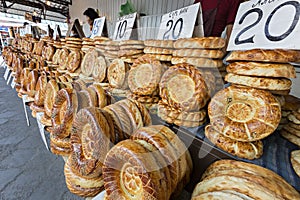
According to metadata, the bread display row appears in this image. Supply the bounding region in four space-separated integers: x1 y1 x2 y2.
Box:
2 34 300 199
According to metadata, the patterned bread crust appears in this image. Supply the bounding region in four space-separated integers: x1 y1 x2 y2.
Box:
226 62 296 78
291 150 300 177
171 57 224 68
173 49 225 59
225 73 292 91
174 37 226 49
226 49 300 63
144 47 173 55
129 55 164 96
208 85 281 142
160 64 210 111
157 102 206 122
144 39 174 48
205 125 263 160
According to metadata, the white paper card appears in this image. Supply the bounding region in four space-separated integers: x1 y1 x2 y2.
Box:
36 112 49 150
113 13 137 41
11 77 16 88
91 17 106 38
228 0 300 51
6 72 13 85
4 68 10 80
22 95 30 126
157 3 200 40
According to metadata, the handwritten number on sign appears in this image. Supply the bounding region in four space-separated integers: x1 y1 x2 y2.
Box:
265 1 300 41
234 8 263 45
163 18 184 40
235 1 300 45
115 20 127 40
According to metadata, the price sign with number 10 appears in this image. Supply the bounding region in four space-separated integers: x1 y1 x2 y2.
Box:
113 13 137 41
228 0 300 51
157 3 201 40
91 17 106 38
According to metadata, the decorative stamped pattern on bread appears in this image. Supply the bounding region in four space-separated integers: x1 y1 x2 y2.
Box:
173 49 225 59
225 73 292 91
208 85 281 142
174 37 226 49
160 64 210 112
171 57 224 68
144 39 174 48
205 125 263 160
226 62 296 78
226 49 300 63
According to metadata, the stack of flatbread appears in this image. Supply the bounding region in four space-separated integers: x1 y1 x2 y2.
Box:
143 39 174 62
206 85 281 160
118 40 145 63
52 40 63 69
102 40 120 60
225 49 298 95
157 64 212 127
277 95 300 130
191 159 300 200
172 37 227 90
93 36 110 55
127 55 167 111
64 37 83 52
81 37 95 53
281 96 300 147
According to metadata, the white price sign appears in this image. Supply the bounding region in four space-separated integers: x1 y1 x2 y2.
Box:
36 112 49 150
113 13 137 41
3 68 10 80
228 0 300 51
91 17 106 38
157 3 200 40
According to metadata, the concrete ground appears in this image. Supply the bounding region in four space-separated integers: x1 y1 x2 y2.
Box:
0 67 82 200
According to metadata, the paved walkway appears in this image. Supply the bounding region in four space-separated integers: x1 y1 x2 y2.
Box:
0 67 82 200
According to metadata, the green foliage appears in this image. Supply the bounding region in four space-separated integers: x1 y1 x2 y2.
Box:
119 0 136 17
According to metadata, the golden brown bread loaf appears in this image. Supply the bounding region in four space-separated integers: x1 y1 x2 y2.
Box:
107 59 129 89
160 64 210 112
194 160 300 200
226 49 300 63
174 37 226 49
128 55 165 96
205 125 263 160
81 49 98 77
144 39 174 48
226 62 296 78
67 50 81 73
171 57 224 68
92 56 108 82
173 49 225 59
51 88 78 138
225 73 292 91
208 85 281 142
44 79 59 117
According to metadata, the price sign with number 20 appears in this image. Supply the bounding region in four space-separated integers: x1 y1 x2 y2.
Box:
157 3 200 40
228 0 300 51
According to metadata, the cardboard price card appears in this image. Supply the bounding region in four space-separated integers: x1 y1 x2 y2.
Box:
113 13 137 41
228 0 300 51
91 17 106 38
157 3 200 40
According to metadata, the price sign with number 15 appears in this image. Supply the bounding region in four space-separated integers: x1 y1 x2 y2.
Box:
91 17 106 38
228 0 300 51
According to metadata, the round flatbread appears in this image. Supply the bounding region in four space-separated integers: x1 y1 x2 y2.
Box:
171 57 224 68
208 85 281 142
225 73 292 91
291 150 300 177
226 62 296 78
226 49 300 63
